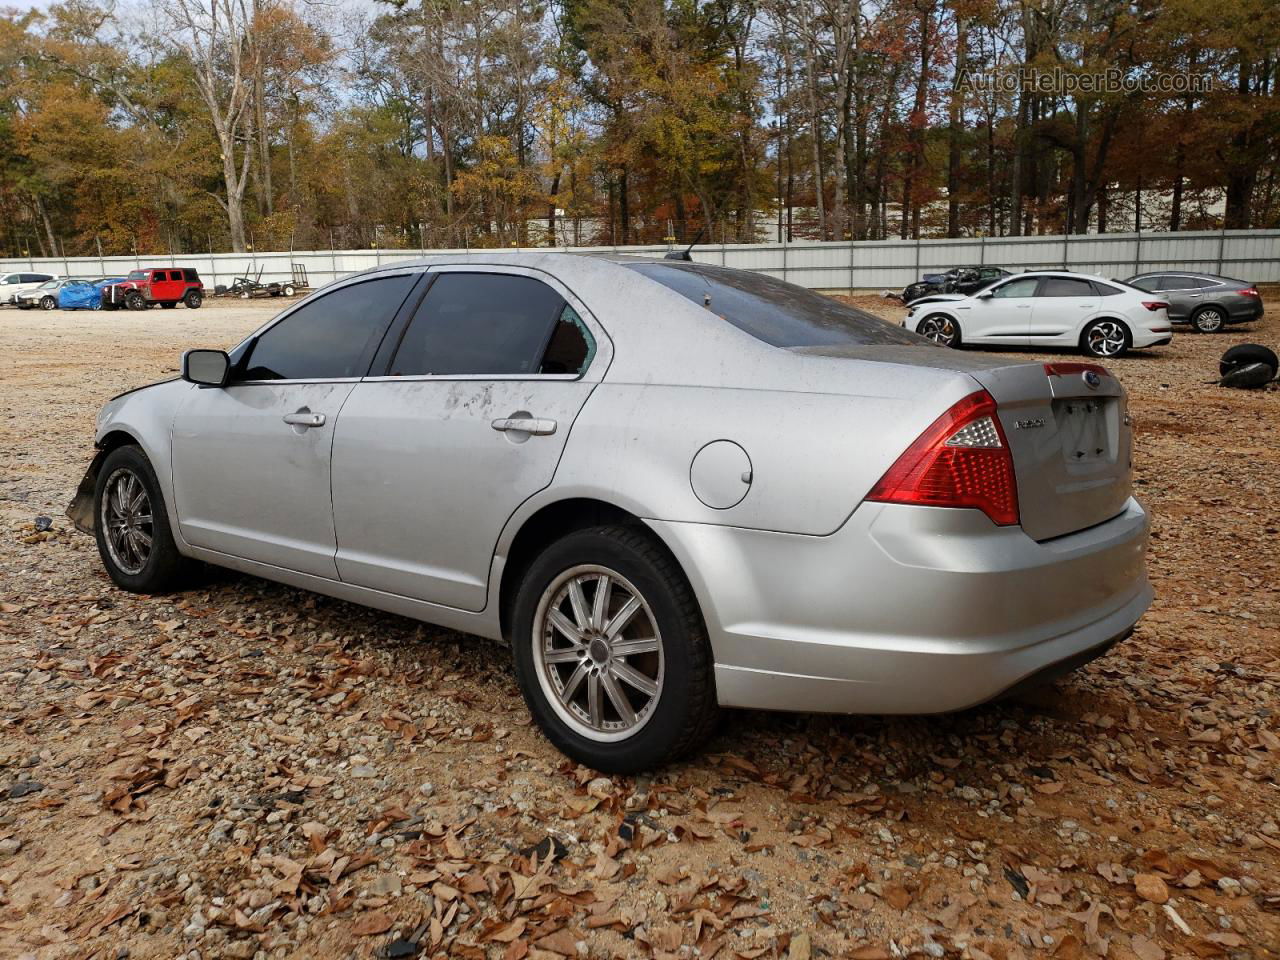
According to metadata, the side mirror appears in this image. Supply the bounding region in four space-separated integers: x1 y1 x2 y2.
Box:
182 349 230 387
976 289 994 299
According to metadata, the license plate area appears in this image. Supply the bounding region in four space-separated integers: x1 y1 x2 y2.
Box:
1053 397 1117 464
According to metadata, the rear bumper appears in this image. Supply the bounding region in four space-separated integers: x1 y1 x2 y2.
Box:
649 497 1151 714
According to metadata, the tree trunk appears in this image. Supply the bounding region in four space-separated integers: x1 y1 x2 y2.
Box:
946 10 966 237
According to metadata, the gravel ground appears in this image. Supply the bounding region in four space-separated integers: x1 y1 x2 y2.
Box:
0 296 1277 960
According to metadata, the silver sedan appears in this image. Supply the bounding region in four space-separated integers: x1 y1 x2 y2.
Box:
69 254 1152 772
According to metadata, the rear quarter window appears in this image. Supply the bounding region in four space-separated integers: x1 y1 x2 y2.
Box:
623 262 920 348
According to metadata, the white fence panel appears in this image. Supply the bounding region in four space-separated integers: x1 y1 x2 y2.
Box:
2 229 1276 291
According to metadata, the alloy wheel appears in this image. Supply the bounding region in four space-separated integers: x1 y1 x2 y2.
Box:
1195 309 1224 332
1087 320 1126 357
918 315 957 346
101 468 153 575
533 564 664 742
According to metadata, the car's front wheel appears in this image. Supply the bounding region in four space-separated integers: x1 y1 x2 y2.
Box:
1081 318 1130 358
94 445 192 593
1190 306 1225 333
511 526 717 773
125 291 146 311
916 313 962 348
40 296 56 310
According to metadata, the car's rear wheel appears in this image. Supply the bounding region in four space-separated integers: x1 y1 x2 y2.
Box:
1081 318 1130 358
511 525 717 773
94 446 192 593
40 296 56 310
1191 306 1225 333
184 290 204 309
916 313 962 348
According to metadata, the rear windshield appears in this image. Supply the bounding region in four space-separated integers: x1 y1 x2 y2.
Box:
624 261 922 348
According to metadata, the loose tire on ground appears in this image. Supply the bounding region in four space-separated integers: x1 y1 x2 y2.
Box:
93 445 193 593
510 525 718 773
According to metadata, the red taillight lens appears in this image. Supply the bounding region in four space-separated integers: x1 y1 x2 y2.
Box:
1237 287 1260 298
1043 362 1110 378
866 390 1019 526
1141 300 1169 311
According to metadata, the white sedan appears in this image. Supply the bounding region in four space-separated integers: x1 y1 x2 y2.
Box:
905 271 1172 357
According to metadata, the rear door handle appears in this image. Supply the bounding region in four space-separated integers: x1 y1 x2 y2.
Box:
491 417 557 436
283 411 326 428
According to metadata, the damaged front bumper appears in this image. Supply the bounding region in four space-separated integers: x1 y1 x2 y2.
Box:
65 450 105 535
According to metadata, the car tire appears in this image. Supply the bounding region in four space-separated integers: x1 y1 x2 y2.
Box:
239 290 251 300
94 445 192 594
40 296 56 310
125 291 146 311
916 313 962 348
283 283 296 297
1081 318 1130 358
1190 306 1226 333
184 290 204 309
510 525 718 773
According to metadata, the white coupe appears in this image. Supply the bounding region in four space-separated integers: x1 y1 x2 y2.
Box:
905 271 1173 357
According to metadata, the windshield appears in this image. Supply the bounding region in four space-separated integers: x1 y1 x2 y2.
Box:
624 261 922 348
127 270 147 281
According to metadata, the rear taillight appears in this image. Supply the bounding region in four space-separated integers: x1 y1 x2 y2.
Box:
1141 301 1169 311
1237 287 1260 298
866 390 1019 526
1043 362 1110 378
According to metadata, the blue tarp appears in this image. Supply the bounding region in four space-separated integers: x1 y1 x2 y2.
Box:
58 278 125 310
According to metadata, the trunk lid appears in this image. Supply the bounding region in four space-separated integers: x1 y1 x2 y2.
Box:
966 361 1132 541
789 344 1134 540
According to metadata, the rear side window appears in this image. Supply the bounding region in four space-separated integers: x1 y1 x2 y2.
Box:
388 272 581 377
1093 281 1124 296
623 262 918 348
182 268 199 282
1194 277 1222 288
1039 277 1096 297
238 274 417 381
1157 276 1198 291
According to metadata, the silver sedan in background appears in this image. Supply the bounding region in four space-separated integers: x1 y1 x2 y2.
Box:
69 254 1151 772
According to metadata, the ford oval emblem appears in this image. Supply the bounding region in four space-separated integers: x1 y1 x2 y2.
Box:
1082 370 1101 389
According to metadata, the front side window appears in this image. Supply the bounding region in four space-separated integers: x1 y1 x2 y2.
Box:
237 273 417 381
991 277 1040 298
1039 277 1096 297
388 272 578 377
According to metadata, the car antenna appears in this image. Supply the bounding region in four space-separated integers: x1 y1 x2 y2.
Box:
664 227 704 262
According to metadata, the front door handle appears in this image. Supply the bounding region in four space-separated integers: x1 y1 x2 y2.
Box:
491 417 557 436
283 411 326 428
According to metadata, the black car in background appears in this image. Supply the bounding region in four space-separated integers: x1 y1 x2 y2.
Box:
902 265 1010 304
1124 272 1263 332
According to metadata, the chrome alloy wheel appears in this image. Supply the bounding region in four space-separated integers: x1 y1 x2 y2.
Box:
918 314 958 346
1087 320 1126 357
1194 308 1224 332
101 468 153 575
532 564 664 742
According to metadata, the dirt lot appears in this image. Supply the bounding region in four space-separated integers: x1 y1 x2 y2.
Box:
0 296 1277 960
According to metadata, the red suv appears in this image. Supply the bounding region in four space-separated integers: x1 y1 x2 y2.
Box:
104 268 204 310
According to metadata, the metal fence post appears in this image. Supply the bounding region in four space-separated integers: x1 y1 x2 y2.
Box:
1217 225 1226 275
1062 233 1069 270
979 235 985 266
1133 230 1141 276
849 238 855 293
